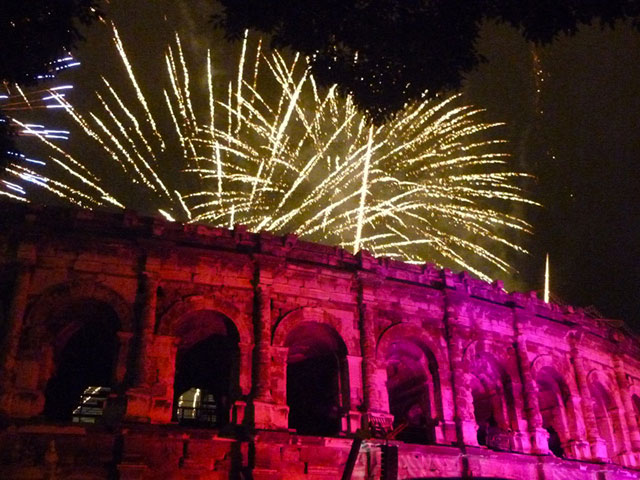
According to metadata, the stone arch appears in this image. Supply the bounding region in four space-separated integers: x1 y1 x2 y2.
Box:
376 323 444 444
376 323 446 370
24 281 128 422
588 370 625 462
464 342 518 449
170 307 242 427
533 360 579 458
158 295 252 346
273 307 357 355
25 280 132 338
532 354 573 381
283 320 350 435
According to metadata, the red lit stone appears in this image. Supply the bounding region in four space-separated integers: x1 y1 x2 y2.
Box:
0 203 638 478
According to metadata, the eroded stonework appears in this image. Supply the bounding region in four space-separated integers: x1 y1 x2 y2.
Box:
0 203 639 479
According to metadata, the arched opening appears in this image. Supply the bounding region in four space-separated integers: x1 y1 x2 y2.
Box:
632 394 640 418
536 367 574 458
589 381 621 461
43 300 119 422
285 322 348 436
384 339 440 444
172 310 240 427
470 355 516 451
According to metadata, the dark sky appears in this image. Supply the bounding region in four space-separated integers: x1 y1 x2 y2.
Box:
19 2 640 327
464 21 640 326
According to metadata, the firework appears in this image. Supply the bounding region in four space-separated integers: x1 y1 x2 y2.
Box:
1 56 79 202
7 26 537 280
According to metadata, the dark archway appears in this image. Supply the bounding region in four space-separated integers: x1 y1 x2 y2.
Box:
589 381 621 461
536 367 575 458
385 339 440 444
470 355 517 451
172 310 240 427
43 300 119 422
632 394 640 417
285 322 348 436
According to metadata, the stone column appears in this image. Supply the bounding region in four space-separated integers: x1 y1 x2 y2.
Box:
231 342 254 427
238 342 254 397
360 304 392 429
114 331 133 386
136 272 158 387
270 346 288 405
251 255 290 430
360 303 382 412
123 272 160 422
436 361 459 444
343 355 364 434
358 274 393 436
569 337 608 461
0 264 32 411
562 358 592 460
445 325 478 446
443 286 478 447
614 357 640 453
512 307 549 454
253 285 272 402
612 356 639 466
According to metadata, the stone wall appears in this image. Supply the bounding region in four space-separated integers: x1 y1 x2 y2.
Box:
0 203 639 479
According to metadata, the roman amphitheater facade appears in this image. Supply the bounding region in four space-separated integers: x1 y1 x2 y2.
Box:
0 204 639 479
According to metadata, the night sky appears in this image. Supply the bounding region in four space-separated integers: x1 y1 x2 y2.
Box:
19 2 640 327
464 21 640 326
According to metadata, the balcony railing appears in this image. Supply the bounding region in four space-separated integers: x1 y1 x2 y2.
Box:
72 386 111 424
175 404 218 426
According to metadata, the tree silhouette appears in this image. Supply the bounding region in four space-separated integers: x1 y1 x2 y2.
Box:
214 0 640 124
1 0 102 170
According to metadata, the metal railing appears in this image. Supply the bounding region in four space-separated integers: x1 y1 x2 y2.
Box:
72 386 111 424
175 404 218 425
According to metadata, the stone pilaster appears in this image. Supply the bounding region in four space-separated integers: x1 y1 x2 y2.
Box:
360 303 381 411
124 272 163 422
358 273 393 436
569 335 608 461
238 342 254 397
512 306 549 455
0 262 32 414
256 345 289 429
443 288 478 447
614 357 640 454
446 328 478 446
342 355 363 434
250 256 288 429
136 272 158 387
253 285 272 402
611 356 639 466
560 354 592 459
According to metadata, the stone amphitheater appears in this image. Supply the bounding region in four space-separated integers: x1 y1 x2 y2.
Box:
0 203 639 479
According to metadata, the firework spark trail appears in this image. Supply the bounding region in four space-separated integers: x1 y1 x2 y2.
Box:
112 23 165 150
354 126 373 253
1 57 81 201
7 29 537 281
194 37 538 280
